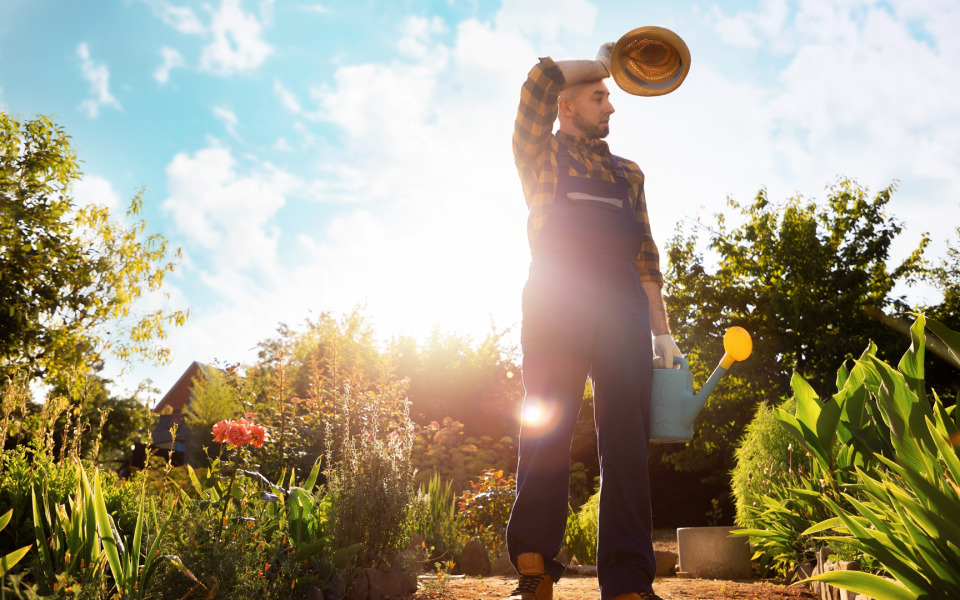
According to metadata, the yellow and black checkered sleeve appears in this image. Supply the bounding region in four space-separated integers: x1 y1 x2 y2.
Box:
513 57 565 168
624 161 663 286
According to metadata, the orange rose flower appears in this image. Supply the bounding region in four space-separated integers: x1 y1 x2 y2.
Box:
248 423 268 448
225 420 252 447
211 420 231 443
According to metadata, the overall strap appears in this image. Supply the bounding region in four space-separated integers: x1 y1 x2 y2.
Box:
607 153 632 211
608 154 627 183
556 139 588 175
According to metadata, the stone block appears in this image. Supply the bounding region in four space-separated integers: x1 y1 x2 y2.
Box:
677 527 752 580
654 550 678 577
458 540 491 576
345 568 417 600
837 561 862 600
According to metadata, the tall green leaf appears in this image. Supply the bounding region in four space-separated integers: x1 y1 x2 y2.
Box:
91 471 124 591
898 314 926 402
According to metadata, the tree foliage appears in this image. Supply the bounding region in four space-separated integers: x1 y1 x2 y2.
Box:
659 179 929 477
0 113 188 381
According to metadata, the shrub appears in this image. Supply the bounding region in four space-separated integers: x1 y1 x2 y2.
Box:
410 418 517 493
563 491 599 565
324 378 425 573
457 469 515 561
731 395 796 529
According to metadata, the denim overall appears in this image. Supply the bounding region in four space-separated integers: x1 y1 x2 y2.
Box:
507 140 656 598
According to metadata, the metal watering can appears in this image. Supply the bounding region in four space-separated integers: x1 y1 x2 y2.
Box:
650 327 753 443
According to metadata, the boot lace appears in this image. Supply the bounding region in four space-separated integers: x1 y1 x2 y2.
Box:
511 573 546 595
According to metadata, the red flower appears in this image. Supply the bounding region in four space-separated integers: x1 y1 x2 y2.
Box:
248 423 268 448
212 420 231 443
225 421 252 447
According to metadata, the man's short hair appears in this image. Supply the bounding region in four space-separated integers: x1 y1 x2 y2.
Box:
559 79 602 102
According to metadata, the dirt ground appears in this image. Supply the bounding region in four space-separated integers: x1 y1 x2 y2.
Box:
412 575 816 600
411 529 815 599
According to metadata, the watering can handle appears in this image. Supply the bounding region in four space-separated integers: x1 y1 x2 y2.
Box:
671 356 690 371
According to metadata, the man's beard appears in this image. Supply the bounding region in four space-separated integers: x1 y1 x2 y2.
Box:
573 112 610 139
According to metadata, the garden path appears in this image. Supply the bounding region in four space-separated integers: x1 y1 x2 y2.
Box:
411 575 817 600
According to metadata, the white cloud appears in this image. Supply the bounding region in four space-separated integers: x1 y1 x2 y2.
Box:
150 1 205 34
199 0 273 75
76 43 121 118
398 16 448 58
712 0 789 48
274 80 302 113
273 137 294 152
72 176 122 211
154 46 185 84
296 4 328 13
162 144 298 273
212 106 241 140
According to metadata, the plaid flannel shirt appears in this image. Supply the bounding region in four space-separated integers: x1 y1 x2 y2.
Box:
513 56 663 286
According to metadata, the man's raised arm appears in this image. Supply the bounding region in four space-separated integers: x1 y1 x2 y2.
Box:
512 53 611 171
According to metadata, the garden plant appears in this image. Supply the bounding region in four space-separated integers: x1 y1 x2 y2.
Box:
734 313 960 599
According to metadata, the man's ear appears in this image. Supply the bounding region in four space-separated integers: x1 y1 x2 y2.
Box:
558 97 574 119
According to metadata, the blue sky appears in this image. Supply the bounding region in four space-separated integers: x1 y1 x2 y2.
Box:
2 0 958 400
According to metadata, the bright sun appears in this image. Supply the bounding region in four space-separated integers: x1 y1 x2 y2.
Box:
522 401 546 426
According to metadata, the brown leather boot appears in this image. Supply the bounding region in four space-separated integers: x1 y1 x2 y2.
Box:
506 553 553 600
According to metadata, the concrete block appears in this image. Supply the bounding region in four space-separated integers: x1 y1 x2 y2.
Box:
676 527 752 580
654 550 678 577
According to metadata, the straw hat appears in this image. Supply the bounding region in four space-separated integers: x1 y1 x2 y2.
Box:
611 26 691 97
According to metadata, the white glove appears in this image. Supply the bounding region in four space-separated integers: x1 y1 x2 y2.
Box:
596 42 615 76
653 334 683 369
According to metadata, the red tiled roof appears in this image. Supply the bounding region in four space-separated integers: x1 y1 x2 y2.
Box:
153 361 203 413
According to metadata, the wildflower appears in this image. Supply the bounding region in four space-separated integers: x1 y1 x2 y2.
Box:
244 412 257 422
389 431 399 442
430 421 441 430
264 564 271 572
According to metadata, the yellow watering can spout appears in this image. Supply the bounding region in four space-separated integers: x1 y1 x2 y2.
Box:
719 326 753 369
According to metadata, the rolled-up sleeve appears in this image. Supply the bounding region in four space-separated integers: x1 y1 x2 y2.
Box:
513 57 565 169
633 179 663 286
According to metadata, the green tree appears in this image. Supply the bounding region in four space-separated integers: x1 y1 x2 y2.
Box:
184 365 241 428
658 179 928 478
0 113 188 381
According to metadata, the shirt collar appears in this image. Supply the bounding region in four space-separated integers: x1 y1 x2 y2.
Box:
556 131 610 155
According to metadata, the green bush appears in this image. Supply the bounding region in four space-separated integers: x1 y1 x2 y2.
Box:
731 396 797 530
563 491 599 565
457 469 515 562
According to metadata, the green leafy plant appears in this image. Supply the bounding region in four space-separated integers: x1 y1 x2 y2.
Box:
800 315 960 599
563 492 599 565
0 509 30 580
416 471 463 559
457 469 515 560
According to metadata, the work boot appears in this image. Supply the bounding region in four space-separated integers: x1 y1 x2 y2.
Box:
611 593 664 600
507 553 553 600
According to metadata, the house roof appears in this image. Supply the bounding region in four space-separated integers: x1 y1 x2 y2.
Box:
153 361 204 414
152 413 191 446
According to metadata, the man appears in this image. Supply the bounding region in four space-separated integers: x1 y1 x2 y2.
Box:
506 43 682 600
